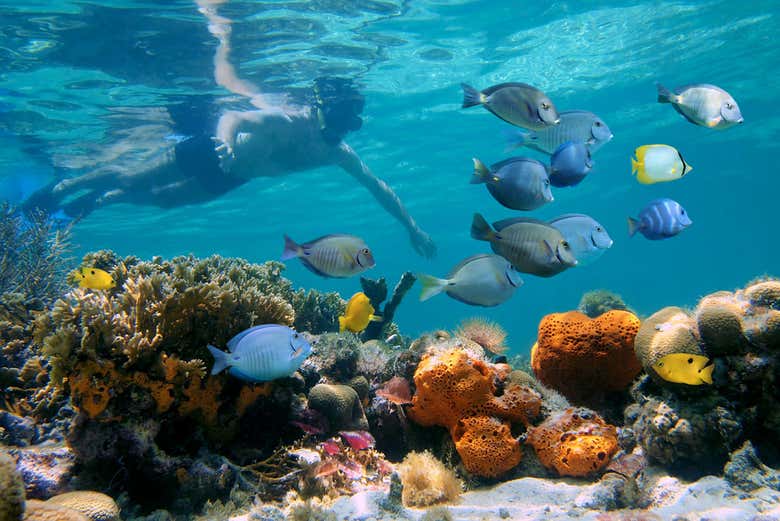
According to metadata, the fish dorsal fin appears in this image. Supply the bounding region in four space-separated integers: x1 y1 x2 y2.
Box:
446 254 496 278
559 110 596 118
493 217 549 231
489 156 536 172
548 213 591 224
227 324 279 352
303 234 357 247
481 82 537 96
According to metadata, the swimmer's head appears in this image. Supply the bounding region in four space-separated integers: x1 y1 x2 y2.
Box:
313 77 365 145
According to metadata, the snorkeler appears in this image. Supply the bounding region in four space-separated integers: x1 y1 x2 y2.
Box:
24 1 436 258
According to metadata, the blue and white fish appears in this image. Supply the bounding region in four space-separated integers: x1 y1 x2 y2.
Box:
471 157 553 211
417 254 523 307
208 324 312 382
549 214 612 265
628 199 692 240
656 82 743 129
282 234 375 278
549 142 593 187
505 110 613 155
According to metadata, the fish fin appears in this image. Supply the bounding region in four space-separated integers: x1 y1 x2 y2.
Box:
470 213 495 242
281 235 301 260
471 158 490 184
369 314 382 322
299 257 335 278
502 128 532 151
338 316 346 333
417 273 449 302
655 82 676 103
627 217 640 237
207 345 230 375
706 118 720 128
631 157 639 176
492 216 548 231
699 363 714 385
461 83 484 108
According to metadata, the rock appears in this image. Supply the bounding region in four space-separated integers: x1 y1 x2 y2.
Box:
0 450 25 521
0 412 37 447
8 444 75 499
724 441 780 492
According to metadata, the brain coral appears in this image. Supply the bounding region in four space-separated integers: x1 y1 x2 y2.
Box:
526 407 618 477
531 310 641 404
409 347 542 477
634 307 704 384
20 500 90 521
46 492 120 521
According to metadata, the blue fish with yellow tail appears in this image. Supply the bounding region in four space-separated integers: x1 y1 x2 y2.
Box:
208 325 312 382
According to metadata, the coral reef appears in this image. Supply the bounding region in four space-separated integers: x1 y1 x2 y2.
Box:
408 347 542 477
396 451 461 507
0 450 25 521
454 318 507 355
526 408 619 478
45 492 120 521
578 290 631 319
25 252 345 512
724 441 780 492
23 500 90 521
531 310 642 405
8 444 75 499
633 306 704 384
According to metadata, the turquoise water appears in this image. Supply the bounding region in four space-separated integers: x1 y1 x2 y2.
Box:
1 0 777 353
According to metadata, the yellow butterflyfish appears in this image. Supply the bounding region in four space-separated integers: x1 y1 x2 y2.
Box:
631 144 692 185
653 353 713 385
71 267 116 290
338 292 381 333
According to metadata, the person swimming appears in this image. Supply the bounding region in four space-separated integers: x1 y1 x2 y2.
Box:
23 1 436 258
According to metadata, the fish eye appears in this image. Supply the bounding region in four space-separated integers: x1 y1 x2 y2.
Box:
596 226 603 232
361 248 370 255
541 102 550 110
91 270 96 275
687 357 693 364
595 121 602 127
561 241 570 248
725 103 733 109
680 209 686 215
544 179 550 186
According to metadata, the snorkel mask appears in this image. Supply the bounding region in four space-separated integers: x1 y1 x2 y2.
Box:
313 77 365 145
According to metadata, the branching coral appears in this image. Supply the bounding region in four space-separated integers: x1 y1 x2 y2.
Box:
408 347 542 477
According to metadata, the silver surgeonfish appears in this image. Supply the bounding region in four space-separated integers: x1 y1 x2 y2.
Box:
656 82 743 129
506 110 613 154
548 214 613 266
417 254 523 307
208 324 312 382
461 82 560 130
470 214 577 277
282 234 375 278
471 157 553 211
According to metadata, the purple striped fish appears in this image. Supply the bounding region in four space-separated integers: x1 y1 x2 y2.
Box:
628 198 692 240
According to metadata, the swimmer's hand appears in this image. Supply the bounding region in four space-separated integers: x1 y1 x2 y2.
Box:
212 136 235 172
410 228 437 259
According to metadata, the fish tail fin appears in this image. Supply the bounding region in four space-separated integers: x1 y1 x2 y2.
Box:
369 314 382 322
503 128 530 151
207 345 230 375
655 82 674 103
631 156 639 176
470 213 496 242
470 158 490 184
417 273 449 302
281 234 301 260
627 217 640 237
338 316 346 333
699 363 714 384
461 83 483 108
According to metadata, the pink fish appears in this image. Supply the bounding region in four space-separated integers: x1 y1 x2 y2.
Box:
321 439 341 455
291 421 325 435
339 430 375 450
338 459 364 480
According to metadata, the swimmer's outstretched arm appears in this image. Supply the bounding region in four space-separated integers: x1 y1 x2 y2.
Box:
196 0 279 110
335 143 436 258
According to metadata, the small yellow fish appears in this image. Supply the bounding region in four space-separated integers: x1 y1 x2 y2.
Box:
631 144 692 184
338 292 381 333
653 353 713 385
71 267 116 290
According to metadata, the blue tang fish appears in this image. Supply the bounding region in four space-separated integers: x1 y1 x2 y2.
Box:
208 325 312 382
549 214 612 265
505 110 613 155
549 142 593 187
471 156 553 211
628 198 692 240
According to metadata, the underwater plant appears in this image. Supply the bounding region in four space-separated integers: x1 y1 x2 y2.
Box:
397 451 462 507
454 317 508 355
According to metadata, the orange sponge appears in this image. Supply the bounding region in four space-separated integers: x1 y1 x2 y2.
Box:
409 348 541 477
531 310 641 403
526 408 618 477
